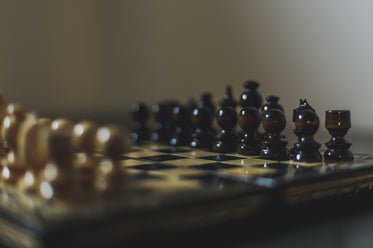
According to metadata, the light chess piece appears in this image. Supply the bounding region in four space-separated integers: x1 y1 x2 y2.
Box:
18 118 51 192
1 104 29 186
39 119 75 200
72 121 100 201
95 126 129 196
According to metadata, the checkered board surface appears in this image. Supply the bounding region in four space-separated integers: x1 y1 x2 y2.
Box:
122 143 373 191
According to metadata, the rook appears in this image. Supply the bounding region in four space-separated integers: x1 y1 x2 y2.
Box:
130 103 149 144
324 110 353 162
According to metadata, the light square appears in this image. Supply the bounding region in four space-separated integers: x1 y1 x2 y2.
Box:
162 158 213 167
218 167 278 177
120 159 153 167
174 150 218 158
225 158 279 167
123 150 165 158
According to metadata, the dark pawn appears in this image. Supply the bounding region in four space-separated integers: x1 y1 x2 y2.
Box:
130 103 149 144
197 92 215 117
169 106 192 146
291 100 322 162
213 107 238 153
190 107 215 148
219 86 237 108
237 107 261 155
260 109 289 161
239 80 263 109
151 101 178 143
324 110 354 162
261 95 284 113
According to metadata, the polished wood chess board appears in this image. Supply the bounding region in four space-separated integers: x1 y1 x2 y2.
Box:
2 142 373 247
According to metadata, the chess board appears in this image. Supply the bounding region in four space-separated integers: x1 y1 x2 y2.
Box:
2 142 373 247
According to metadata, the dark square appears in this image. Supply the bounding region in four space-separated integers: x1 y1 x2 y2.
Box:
127 148 142 152
119 156 131 160
128 163 174 170
152 148 192 153
198 155 246 162
142 154 185 162
131 172 165 180
190 162 241 170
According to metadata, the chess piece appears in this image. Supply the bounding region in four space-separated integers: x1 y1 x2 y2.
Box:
237 107 261 155
0 93 8 156
290 99 316 158
18 118 51 191
324 110 354 162
213 107 238 153
1 105 29 186
292 99 315 122
39 119 75 200
1 104 27 153
261 95 284 113
169 105 192 146
291 100 322 162
239 80 263 109
151 101 177 143
260 109 289 161
72 121 100 201
197 92 215 117
187 97 197 112
219 86 237 108
130 103 149 144
190 107 215 148
95 126 129 195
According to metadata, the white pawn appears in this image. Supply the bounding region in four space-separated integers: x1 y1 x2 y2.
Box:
72 121 100 201
39 119 75 200
94 126 129 195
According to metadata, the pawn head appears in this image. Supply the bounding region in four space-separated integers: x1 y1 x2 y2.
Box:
261 109 286 133
238 107 260 131
216 107 237 130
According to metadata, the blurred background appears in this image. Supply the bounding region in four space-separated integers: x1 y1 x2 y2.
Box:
1 0 372 151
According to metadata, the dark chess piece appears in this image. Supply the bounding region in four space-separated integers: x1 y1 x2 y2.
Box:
324 110 354 162
151 101 178 143
237 107 261 155
190 107 215 148
291 100 322 162
292 99 315 122
169 106 192 146
219 86 237 108
260 109 289 161
213 107 238 153
130 103 149 144
239 80 263 109
197 92 215 117
187 97 197 112
261 95 284 113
